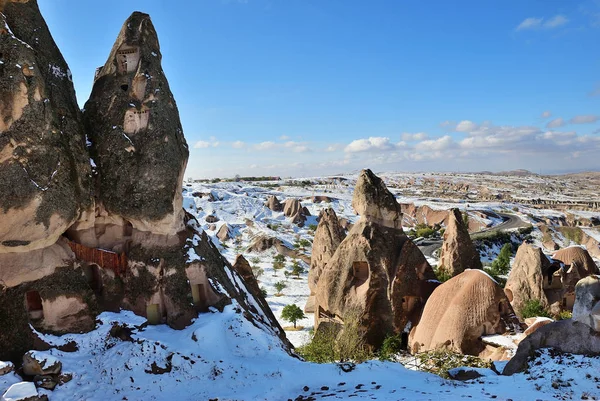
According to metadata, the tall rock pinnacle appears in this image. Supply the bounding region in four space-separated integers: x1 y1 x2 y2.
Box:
83 12 188 235
438 208 482 277
0 0 91 253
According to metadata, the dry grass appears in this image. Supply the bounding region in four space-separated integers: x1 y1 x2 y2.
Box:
283 326 305 331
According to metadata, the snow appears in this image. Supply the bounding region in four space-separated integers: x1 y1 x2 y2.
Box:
468 268 499 285
481 334 519 351
1 382 37 401
0 362 11 372
27 351 60 370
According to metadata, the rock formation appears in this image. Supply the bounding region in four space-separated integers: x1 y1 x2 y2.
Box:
216 223 230 242
246 235 311 265
0 0 91 254
283 198 311 226
314 169 438 349
438 208 482 277
409 270 520 357
504 275 600 375
306 208 346 313
0 7 291 362
552 246 599 276
264 195 283 212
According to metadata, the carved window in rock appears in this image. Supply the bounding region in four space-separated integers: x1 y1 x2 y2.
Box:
123 221 133 237
84 264 103 296
123 109 150 134
146 303 162 325
352 261 369 285
25 291 44 321
116 46 140 74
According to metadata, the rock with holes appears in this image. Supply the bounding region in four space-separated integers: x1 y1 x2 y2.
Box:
83 12 188 237
438 208 482 277
314 170 438 349
409 270 520 357
0 0 91 254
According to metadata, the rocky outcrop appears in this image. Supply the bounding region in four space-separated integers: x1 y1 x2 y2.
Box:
246 235 311 265
552 246 599 276
409 270 520 357
314 170 438 349
306 208 345 313
0 0 91 254
504 244 552 317
283 198 311 226
264 195 283 212
438 208 482 277
216 224 230 241
572 275 600 331
504 275 600 375
82 12 188 237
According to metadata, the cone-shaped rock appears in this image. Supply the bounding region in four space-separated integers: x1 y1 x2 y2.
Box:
553 247 598 276
264 195 283 212
0 0 91 253
83 12 188 235
438 208 482 277
410 270 520 357
314 169 438 348
306 208 345 313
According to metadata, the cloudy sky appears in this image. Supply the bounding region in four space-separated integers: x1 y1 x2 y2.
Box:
41 0 600 178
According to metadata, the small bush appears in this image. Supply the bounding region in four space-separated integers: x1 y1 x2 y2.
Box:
491 243 512 275
415 350 492 379
520 299 551 319
251 266 264 280
308 224 318 231
274 281 287 295
250 256 261 265
379 334 404 361
281 304 306 328
435 267 452 283
260 287 268 298
556 310 572 320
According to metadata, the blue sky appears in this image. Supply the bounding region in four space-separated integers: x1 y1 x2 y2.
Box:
39 0 600 178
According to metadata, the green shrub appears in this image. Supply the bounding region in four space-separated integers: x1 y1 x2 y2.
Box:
520 299 551 319
558 227 583 245
260 287 268 298
379 334 404 361
556 310 572 320
435 267 452 283
415 350 492 379
308 224 318 231
281 304 306 328
274 281 287 295
251 266 264 280
290 260 305 278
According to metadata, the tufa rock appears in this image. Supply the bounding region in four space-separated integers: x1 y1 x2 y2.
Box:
22 351 61 376
216 224 230 241
83 12 188 236
438 208 482 277
314 170 438 348
409 270 520 357
283 198 311 226
552 247 599 277
572 275 600 331
264 195 283 212
306 208 346 313
351 169 402 229
0 0 91 254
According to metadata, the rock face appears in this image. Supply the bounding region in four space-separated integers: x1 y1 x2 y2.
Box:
306 208 346 313
0 0 91 254
314 169 438 349
504 276 600 375
410 270 520 357
572 275 600 331
438 208 482 277
264 195 283 212
83 12 188 236
283 198 311 226
0 8 291 362
552 247 599 277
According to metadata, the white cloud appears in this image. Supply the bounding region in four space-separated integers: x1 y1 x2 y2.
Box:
455 120 478 132
325 144 344 152
440 120 454 129
541 111 552 118
570 115 598 124
231 140 246 149
254 141 277 151
415 135 455 151
546 117 565 128
193 140 211 149
516 17 543 31
212 141 220 148
516 15 569 31
401 132 429 141
279 135 290 140
344 137 396 153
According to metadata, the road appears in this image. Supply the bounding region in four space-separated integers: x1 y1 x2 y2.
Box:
417 212 531 258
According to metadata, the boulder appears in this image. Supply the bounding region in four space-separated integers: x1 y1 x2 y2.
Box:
1 382 46 401
83 12 188 236
409 270 520 357
205 215 219 223
351 169 402 229
572 275 600 331
0 361 14 376
438 209 482 277
216 224 230 241
264 195 283 212
0 0 91 254
307 208 346 313
315 170 438 348
246 235 311 264
504 243 552 317
22 351 62 376
552 247 599 276
283 199 310 226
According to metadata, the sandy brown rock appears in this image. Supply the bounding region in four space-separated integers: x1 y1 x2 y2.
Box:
552 246 599 276
0 1 91 253
306 208 345 313
438 208 482 277
22 352 62 376
410 270 519 356
246 235 311 265
572 275 600 331
216 224 230 241
283 198 310 226
264 195 283 212
83 12 188 236
315 170 437 348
